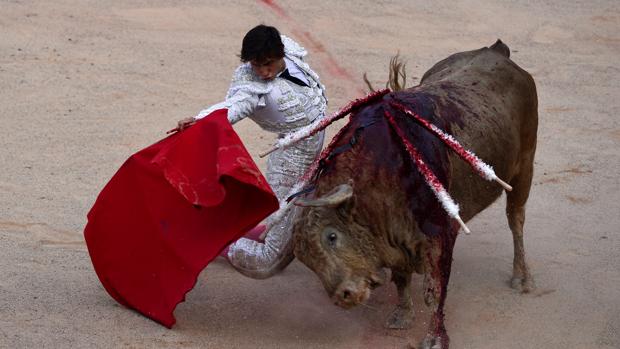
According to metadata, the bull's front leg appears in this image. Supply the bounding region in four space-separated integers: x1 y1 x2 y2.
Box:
420 232 457 349
385 270 414 329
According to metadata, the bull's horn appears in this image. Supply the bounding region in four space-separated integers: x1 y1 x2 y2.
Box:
295 184 353 207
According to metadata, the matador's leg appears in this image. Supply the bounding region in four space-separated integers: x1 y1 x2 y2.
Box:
226 133 324 279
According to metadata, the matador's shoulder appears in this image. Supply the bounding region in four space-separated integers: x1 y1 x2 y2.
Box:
281 35 307 59
226 63 272 98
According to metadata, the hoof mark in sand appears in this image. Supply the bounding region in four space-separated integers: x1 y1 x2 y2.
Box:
545 106 574 113
0 221 83 248
531 25 574 44
535 165 592 185
565 195 592 204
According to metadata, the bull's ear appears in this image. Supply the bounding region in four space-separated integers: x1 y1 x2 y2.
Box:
295 183 353 207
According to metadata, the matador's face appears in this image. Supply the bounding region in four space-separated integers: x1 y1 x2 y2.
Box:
250 57 286 81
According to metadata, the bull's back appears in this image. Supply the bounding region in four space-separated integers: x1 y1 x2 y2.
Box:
408 41 538 220
313 41 537 230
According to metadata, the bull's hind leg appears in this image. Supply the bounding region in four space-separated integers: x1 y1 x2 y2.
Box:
385 270 414 329
506 154 536 293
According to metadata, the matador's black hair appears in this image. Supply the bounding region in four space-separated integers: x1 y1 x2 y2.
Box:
240 24 285 63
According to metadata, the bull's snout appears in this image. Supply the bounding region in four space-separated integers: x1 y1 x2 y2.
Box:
332 280 371 309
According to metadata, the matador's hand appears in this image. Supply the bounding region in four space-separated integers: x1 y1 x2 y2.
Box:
177 117 196 131
168 117 196 134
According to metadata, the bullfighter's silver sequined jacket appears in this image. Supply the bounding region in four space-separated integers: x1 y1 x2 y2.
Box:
194 35 327 278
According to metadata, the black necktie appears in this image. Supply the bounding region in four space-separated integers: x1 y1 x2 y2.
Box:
279 68 309 87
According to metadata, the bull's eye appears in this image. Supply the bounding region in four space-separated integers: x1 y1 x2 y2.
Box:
326 231 338 247
322 228 340 248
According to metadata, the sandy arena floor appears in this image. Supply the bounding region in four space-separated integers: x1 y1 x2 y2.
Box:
1 1 619 348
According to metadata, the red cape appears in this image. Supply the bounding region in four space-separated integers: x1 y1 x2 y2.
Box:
84 109 278 328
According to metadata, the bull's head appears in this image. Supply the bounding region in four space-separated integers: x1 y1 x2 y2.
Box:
293 183 384 309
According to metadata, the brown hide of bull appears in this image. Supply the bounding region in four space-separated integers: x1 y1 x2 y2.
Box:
293 40 538 349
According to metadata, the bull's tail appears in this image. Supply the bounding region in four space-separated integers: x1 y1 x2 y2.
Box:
363 53 408 92
490 39 510 58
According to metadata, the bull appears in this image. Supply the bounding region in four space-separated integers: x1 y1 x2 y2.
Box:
292 40 538 348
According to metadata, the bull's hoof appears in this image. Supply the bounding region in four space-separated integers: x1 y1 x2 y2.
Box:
385 305 414 329
423 289 434 306
420 335 443 349
510 276 535 293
